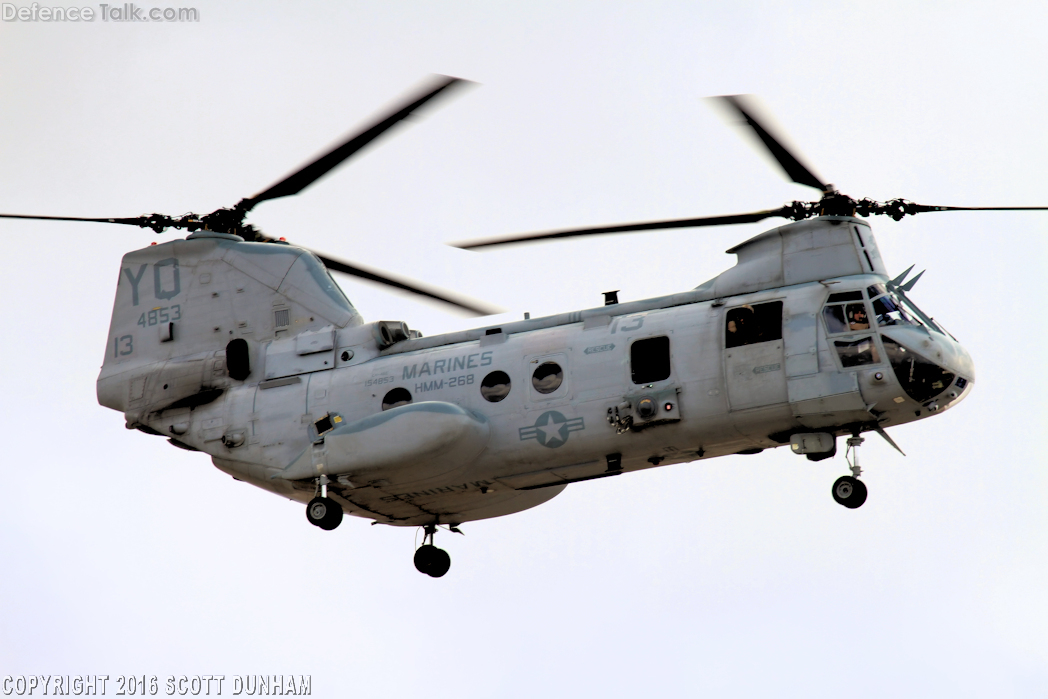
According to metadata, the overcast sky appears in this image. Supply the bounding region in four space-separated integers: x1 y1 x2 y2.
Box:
1 1 1046 696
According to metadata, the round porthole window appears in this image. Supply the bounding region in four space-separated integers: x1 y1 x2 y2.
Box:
480 370 512 402
531 362 563 394
381 387 412 411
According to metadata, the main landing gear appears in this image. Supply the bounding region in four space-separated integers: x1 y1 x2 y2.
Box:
306 475 343 530
832 435 868 509
414 524 453 578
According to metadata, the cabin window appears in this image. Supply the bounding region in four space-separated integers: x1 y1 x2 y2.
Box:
480 371 512 402
381 387 412 410
631 336 671 384
725 301 783 348
531 362 563 394
834 338 880 367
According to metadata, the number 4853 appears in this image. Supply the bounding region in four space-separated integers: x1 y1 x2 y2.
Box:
137 304 181 327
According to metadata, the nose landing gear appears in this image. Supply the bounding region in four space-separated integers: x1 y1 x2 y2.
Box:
306 475 343 530
832 435 868 509
414 524 453 577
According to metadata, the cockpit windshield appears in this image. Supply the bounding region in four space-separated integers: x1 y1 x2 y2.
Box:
872 293 918 327
866 284 937 332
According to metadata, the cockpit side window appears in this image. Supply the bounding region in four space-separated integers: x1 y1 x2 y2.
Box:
834 337 880 367
821 291 871 335
725 301 783 349
822 305 848 334
822 290 882 369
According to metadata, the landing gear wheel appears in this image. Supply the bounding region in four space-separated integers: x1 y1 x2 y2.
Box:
414 544 452 577
306 496 343 530
429 548 451 577
832 475 867 509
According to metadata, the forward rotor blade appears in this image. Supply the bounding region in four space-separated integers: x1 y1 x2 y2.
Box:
0 213 151 226
909 204 1048 214
858 198 1048 221
242 75 469 211
716 95 828 192
312 250 500 316
451 207 794 250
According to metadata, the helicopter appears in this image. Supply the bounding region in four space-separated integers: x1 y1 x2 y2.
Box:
3 78 1044 578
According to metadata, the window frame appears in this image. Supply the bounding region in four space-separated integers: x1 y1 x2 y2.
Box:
531 361 565 395
381 387 413 411
480 370 512 403
821 293 874 337
724 300 784 349
819 289 885 370
629 335 672 385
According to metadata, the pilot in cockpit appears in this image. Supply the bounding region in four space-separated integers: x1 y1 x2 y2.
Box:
847 304 870 331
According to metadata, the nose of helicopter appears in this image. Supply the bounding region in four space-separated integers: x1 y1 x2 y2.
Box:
937 333 975 410
879 325 975 412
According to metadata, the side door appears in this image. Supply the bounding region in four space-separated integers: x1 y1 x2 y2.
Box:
723 300 788 410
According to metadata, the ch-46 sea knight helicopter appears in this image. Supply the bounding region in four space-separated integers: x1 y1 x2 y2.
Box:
5 79 1046 578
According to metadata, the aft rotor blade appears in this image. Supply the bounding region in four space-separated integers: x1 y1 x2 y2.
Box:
716 95 828 192
312 250 500 316
451 207 794 250
242 76 469 211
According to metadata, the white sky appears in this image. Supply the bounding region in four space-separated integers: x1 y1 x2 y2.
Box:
1 1 1046 696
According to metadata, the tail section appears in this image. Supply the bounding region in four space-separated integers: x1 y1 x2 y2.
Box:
97 231 362 423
